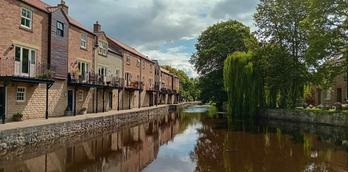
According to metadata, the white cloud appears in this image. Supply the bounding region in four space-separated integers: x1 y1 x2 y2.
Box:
44 0 259 77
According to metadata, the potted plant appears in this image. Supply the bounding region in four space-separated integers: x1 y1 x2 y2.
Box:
12 112 23 121
79 107 87 115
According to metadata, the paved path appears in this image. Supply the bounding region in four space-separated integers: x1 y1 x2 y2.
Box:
0 104 170 132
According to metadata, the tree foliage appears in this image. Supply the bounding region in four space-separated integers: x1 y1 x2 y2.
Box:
190 20 257 108
224 51 260 117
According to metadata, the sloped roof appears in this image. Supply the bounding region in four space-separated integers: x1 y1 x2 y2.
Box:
107 36 153 63
67 16 94 35
22 0 50 12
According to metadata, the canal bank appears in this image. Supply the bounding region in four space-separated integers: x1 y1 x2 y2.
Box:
0 102 200 151
259 109 348 127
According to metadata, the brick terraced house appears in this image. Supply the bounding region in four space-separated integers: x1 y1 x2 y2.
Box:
0 0 183 123
0 0 53 122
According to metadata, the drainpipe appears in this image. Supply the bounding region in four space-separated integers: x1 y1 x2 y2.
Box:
128 91 131 109
96 88 99 113
102 87 105 112
117 89 120 110
74 86 77 116
2 83 7 124
45 83 49 119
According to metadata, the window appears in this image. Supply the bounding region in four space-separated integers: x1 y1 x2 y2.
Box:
21 8 32 29
78 90 84 102
143 61 145 69
80 33 87 49
150 64 153 73
16 87 26 102
126 56 131 65
77 61 89 81
98 66 108 76
98 41 108 56
15 46 36 76
56 21 64 37
136 59 141 67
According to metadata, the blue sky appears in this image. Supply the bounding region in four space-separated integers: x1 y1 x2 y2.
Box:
43 0 259 77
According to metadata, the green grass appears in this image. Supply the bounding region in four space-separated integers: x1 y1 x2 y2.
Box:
294 107 348 115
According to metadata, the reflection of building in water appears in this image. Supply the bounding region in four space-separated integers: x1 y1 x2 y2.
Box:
0 113 179 172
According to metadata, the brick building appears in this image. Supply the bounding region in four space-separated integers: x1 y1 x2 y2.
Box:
0 0 54 122
311 73 348 106
0 0 182 123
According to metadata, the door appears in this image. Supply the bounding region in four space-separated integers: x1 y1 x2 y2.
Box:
109 92 113 109
67 90 74 112
0 87 5 121
337 88 342 103
15 46 36 77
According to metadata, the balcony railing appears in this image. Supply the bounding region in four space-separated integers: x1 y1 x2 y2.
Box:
125 80 144 90
68 72 124 88
0 57 53 80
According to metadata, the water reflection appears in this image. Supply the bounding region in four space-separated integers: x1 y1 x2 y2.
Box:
0 112 180 172
1 106 348 172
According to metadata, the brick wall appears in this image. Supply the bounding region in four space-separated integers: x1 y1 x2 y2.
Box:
0 0 48 76
68 25 94 74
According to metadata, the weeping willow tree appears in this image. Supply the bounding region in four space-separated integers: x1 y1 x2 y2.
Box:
224 51 261 118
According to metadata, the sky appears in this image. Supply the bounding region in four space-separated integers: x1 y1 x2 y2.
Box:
43 0 259 78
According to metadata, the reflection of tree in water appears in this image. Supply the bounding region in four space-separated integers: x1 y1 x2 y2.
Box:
191 117 348 172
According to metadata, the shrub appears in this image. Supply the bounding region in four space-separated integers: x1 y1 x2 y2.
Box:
12 112 23 121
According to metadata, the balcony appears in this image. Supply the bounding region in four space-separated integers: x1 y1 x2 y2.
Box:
68 72 124 88
125 80 144 91
0 57 54 83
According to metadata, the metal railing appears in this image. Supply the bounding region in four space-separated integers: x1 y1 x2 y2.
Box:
0 57 53 79
125 80 144 90
68 72 124 87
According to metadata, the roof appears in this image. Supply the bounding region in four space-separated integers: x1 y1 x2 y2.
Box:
67 16 95 35
22 0 51 12
106 36 154 63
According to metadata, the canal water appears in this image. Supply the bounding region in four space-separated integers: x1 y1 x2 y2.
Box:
1 105 348 172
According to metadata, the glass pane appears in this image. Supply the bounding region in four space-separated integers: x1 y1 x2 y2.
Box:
15 47 21 61
22 48 29 73
21 18 26 26
30 50 35 64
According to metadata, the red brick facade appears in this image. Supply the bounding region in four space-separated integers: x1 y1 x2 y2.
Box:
0 0 183 122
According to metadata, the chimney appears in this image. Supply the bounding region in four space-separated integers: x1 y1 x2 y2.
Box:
58 0 69 14
94 21 101 33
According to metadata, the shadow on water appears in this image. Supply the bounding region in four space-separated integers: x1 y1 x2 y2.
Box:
1 105 348 172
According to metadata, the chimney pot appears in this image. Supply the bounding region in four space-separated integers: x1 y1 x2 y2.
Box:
59 0 69 14
94 21 101 33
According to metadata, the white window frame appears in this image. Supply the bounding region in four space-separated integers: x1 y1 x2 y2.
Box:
56 21 64 37
98 41 108 56
98 65 108 77
21 8 32 29
80 33 88 49
16 87 26 102
77 61 89 81
15 46 36 77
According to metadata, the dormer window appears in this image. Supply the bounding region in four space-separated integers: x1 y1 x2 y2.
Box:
56 21 64 37
98 41 108 56
80 33 87 49
21 8 32 29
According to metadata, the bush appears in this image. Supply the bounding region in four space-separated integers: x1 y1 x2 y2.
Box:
12 112 23 121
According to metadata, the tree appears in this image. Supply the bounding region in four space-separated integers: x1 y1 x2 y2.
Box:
254 0 348 88
190 20 257 108
224 51 260 117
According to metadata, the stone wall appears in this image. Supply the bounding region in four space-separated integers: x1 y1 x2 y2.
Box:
259 109 348 127
0 105 169 151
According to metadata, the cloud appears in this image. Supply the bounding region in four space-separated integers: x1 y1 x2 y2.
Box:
44 0 259 78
